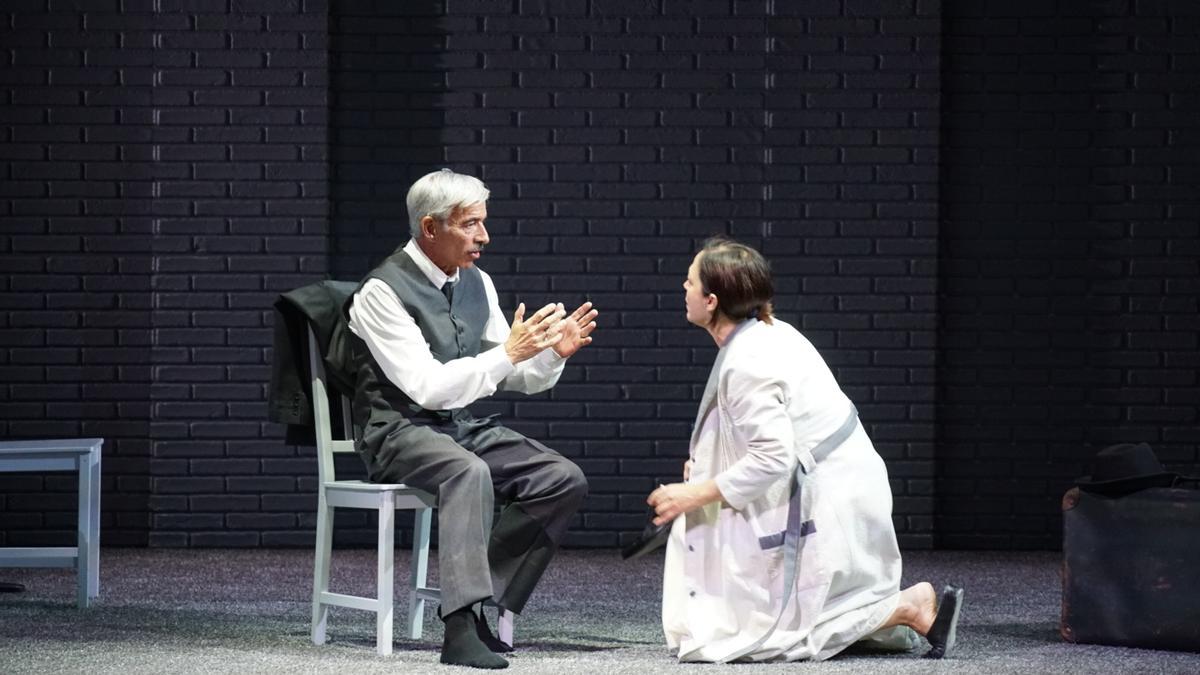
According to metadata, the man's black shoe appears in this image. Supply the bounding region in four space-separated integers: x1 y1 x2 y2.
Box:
0 581 26 593
923 585 964 659
440 607 508 669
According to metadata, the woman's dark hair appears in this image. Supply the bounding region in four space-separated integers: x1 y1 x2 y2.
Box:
698 236 774 324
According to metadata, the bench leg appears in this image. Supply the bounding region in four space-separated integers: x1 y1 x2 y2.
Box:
77 450 100 609
87 449 100 603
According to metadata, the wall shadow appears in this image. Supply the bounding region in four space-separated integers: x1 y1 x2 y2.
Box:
329 2 450 279
937 4 1200 548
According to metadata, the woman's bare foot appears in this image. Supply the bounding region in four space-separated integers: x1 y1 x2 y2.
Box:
878 581 938 634
903 581 938 635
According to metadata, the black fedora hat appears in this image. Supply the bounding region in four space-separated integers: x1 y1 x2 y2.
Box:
1076 442 1177 496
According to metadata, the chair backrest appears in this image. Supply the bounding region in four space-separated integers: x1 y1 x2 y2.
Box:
308 326 356 485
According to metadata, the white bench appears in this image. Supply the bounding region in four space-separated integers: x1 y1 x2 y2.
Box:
0 438 102 608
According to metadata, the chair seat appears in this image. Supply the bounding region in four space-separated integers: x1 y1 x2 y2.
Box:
324 481 436 510
323 479 428 493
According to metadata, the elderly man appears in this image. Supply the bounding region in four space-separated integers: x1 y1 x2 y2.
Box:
346 169 596 669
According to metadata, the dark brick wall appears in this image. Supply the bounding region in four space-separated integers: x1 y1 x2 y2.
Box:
329 0 940 548
1 1 156 547
937 1 1200 548
764 1 941 547
2 1 1194 551
147 0 329 547
0 0 329 548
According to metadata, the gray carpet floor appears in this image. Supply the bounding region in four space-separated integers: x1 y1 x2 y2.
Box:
1 548 1198 674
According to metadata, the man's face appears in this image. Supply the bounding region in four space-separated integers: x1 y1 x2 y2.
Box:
422 202 489 274
683 252 714 327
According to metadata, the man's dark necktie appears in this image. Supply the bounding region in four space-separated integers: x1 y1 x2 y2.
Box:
442 280 454 306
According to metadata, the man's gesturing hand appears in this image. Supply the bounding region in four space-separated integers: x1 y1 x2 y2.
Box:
505 302 566 364
552 301 598 358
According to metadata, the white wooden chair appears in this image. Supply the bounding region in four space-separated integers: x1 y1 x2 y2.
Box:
306 328 513 655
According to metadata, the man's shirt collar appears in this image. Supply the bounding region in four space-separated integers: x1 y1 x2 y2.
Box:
404 238 460 290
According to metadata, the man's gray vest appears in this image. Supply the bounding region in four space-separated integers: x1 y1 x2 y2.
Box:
348 248 491 450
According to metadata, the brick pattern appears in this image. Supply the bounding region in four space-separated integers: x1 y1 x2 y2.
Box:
0 2 156 547
330 0 940 548
766 1 941 547
148 0 329 547
4 1 1194 551
938 1 1200 548
0 0 329 549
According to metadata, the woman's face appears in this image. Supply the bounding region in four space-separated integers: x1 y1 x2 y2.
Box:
683 252 715 327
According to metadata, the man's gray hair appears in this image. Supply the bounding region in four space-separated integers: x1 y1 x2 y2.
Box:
405 169 490 237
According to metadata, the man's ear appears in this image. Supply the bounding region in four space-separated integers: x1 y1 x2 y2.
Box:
420 215 439 239
705 292 719 313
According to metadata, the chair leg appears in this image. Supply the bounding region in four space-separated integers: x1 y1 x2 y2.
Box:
408 506 433 639
376 492 395 656
311 496 333 646
498 608 514 648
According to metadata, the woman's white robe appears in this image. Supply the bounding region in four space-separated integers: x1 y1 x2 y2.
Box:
662 318 915 662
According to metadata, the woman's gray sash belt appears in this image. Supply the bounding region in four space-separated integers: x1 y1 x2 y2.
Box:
722 403 860 663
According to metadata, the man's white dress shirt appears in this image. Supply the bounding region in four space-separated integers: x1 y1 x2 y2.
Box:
347 239 565 411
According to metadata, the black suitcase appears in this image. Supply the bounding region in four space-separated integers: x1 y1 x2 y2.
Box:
1061 486 1200 652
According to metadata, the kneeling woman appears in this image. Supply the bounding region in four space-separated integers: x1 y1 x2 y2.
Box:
648 238 963 662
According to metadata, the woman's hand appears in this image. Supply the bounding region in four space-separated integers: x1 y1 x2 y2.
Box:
647 480 723 527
